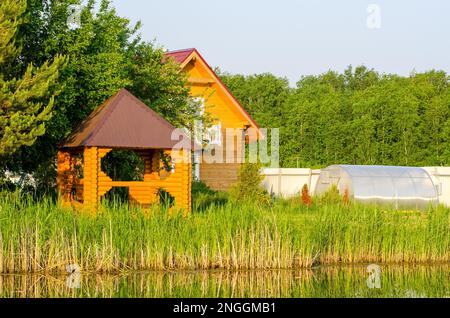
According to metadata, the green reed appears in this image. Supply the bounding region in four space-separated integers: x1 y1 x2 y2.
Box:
0 191 448 274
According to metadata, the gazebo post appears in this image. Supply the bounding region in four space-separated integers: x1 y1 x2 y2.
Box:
169 149 192 214
56 150 72 205
83 146 99 212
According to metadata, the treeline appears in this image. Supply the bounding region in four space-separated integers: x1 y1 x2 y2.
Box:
219 66 450 168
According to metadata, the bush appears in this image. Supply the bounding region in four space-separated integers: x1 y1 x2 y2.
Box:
192 180 228 211
301 184 312 206
192 180 216 196
318 184 342 205
229 162 270 205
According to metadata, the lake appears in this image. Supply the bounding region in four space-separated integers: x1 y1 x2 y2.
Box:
0 264 448 298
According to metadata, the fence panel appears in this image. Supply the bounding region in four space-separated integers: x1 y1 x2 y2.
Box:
261 168 321 198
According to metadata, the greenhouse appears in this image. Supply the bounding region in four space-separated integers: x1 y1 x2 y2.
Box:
315 165 439 209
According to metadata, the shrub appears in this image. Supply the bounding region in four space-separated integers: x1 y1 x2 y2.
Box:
342 187 350 205
229 162 270 205
192 180 228 211
301 184 312 206
192 180 216 196
318 184 342 205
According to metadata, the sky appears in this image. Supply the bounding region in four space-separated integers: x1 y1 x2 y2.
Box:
111 0 450 85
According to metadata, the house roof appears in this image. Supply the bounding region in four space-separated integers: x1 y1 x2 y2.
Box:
164 48 196 64
164 48 262 136
60 89 191 149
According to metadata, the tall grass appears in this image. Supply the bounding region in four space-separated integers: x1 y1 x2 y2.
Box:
0 191 448 274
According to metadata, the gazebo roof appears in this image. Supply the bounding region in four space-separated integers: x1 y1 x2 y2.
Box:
60 89 191 149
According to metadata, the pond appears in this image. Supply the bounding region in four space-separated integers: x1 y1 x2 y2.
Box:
0 265 448 298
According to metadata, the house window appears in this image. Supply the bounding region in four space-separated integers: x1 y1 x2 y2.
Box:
193 151 201 180
206 123 222 145
193 97 205 145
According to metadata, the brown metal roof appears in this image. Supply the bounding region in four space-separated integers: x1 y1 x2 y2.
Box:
60 89 192 149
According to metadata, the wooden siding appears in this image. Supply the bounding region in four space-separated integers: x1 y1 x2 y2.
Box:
200 162 241 191
181 54 251 190
199 129 245 191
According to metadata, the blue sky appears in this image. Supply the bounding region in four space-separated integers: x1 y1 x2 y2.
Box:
112 0 450 85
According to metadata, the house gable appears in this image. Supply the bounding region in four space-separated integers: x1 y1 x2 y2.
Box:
165 49 263 191
165 49 261 137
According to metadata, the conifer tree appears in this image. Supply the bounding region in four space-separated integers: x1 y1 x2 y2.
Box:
0 0 65 155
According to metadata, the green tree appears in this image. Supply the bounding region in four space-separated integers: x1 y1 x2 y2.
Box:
219 71 291 166
3 0 201 190
229 162 270 205
219 71 290 129
223 65 450 168
0 0 65 155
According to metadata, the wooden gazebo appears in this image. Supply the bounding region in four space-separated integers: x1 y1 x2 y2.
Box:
57 89 192 213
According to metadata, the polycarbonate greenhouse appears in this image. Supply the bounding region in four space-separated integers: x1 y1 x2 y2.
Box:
315 165 439 209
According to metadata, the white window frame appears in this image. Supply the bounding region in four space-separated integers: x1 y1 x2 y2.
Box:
194 97 205 146
193 150 201 180
206 122 222 146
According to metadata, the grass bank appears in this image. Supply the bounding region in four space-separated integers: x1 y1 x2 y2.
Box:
0 192 448 273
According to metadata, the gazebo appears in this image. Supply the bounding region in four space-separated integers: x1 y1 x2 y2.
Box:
56 89 192 213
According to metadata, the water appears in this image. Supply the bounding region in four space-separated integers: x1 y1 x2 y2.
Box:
0 265 448 298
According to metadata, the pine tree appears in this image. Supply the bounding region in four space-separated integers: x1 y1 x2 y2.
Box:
0 0 66 155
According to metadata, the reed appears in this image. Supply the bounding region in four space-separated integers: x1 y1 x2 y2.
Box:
0 191 448 274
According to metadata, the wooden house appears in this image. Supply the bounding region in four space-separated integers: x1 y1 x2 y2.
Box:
165 48 262 190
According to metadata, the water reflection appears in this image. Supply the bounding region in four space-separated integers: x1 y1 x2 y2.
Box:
0 265 448 298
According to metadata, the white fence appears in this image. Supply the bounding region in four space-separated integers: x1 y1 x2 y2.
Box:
261 168 321 198
261 167 450 207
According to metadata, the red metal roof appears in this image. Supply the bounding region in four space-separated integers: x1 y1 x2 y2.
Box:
164 48 195 64
164 48 261 133
60 89 191 149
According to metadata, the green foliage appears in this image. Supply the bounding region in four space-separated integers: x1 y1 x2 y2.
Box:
1 0 202 192
318 184 342 205
0 0 23 66
158 188 175 209
221 66 450 168
192 180 228 211
101 150 145 182
218 70 291 129
0 0 66 155
192 179 216 196
229 162 270 205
